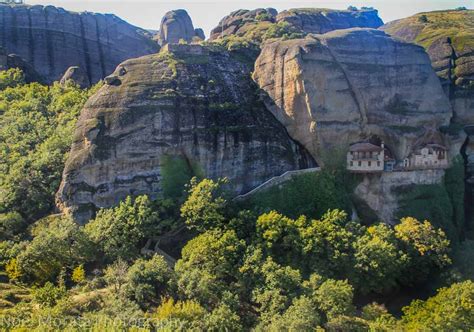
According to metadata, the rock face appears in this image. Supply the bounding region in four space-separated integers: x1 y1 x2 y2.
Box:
276 8 383 34
253 29 452 163
209 8 383 41
381 10 474 124
209 8 278 40
382 10 474 226
158 10 203 45
0 46 42 82
57 44 316 223
354 170 445 224
0 4 159 84
60 66 90 89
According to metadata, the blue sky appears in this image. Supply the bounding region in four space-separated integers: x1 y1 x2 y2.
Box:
28 0 472 36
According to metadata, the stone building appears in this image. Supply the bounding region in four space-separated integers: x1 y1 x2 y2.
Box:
347 142 385 173
405 144 449 169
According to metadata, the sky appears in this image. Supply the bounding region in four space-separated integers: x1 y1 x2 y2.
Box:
27 0 472 36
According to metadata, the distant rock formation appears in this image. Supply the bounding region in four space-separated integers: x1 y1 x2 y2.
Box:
60 66 91 89
0 46 43 82
277 8 383 34
57 44 315 223
209 8 278 40
194 28 205 41
253 29 452 163
0 4 159 84
209 7 383 41
157 10 204 45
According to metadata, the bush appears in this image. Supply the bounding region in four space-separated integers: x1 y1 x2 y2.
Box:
32 281 66 307
126 254 174 308
16 217 95 283
85 195 159 262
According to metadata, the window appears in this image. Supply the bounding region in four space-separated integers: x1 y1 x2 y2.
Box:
377 161 381 167
358 161 362 167
368 161 372 167
350 161 353 166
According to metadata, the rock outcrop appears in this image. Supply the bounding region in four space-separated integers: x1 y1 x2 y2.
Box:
382 10 474 226
253 29 452 163
60 66 90 89
0 4 159 84
381 10 474 124
0 46 43 82
354 170 445 224
157 10 204 45
209 8 278 40
57 44 315 223
209 7 383 41
276 8 383 34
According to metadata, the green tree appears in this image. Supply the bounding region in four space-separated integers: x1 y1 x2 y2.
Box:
0 81 98 222
32 281 67 307
104 259 129 295
16 217 95 283
126 254 174 308
85 195 159 262
300 210 355 278
402 281 474 330
0 68 24 90
395 217 451 284
180 177 228 232
352 224 409 293
175 229 245 306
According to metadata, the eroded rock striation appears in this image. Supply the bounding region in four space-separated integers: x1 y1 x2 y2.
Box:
57 44 315 223
0 4 159 84
253 28 452 163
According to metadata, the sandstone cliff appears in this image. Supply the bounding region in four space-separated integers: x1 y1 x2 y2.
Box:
0 4 159 84
209 7 383 42
57 44 315 223
253 29 452 163
381 10 473 124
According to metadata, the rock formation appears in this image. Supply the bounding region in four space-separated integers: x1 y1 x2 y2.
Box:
209 8 278 40
60 66 91 89
0 4 159 84
0 46 43 82
194 28 205 41
57 44 315 223
382 10 474 225
209 7 383 41
253 28 452 163
157 10 204 45
276 8 383 34
381 10 474 124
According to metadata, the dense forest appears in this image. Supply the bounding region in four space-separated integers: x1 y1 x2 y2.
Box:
0 69 473 330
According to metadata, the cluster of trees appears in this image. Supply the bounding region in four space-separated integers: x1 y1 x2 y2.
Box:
0 68 472 330
0 69 100 230
1 176 472 330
